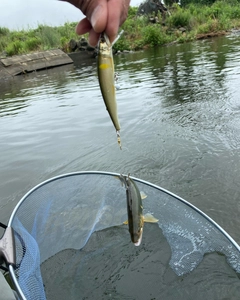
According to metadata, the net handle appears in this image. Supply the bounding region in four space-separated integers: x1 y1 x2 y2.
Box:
0 223 16 269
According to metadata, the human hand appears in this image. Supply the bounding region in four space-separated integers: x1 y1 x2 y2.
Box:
61 0 130 46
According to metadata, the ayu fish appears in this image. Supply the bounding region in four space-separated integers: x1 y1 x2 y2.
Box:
119 174 158 246
97 32 122 149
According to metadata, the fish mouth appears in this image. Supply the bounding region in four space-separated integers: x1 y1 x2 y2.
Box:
134 231 143 247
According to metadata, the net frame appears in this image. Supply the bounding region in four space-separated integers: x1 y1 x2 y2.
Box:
7 171 240 300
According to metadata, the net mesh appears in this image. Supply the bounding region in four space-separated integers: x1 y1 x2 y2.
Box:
9 172 240 299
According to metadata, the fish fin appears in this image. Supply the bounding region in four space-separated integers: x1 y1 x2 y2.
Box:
143 213 159 223
123 220 128 225
140 191 147 200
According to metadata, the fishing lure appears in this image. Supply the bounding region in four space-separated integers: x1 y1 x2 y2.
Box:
97 31 123 149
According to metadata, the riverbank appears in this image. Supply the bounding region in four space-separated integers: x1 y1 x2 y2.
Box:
114 1 240 51
0 1 240 57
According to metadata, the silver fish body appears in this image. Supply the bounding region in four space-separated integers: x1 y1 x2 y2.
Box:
98 33 120 132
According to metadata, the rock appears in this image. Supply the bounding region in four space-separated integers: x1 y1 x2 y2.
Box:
138 0 168 16
78 46 87 51
68 39 77 52
92 50 98 58
86 45 95 52
179 27 186 33
0 51 7 59
149 16 160 23
79 37 88 47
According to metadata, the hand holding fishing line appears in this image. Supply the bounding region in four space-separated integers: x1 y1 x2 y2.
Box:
61 0 127 148
62 0 130 46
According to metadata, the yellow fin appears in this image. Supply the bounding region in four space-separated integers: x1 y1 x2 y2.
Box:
140 191 147 200
143 213 158 223
123 220 128 225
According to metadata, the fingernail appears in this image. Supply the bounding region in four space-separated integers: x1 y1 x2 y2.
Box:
91 5 101 30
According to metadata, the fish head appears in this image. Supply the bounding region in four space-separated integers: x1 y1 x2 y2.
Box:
130 215 144 246
132 227 143 246
98 33 111 54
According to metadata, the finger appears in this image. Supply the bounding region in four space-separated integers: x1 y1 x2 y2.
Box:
89 1 108 34
75 18 99 47
88 28 101 47
105 0 120 42
75 18 92 35
119 0 131 26
106 0 130 43
67 0 108 34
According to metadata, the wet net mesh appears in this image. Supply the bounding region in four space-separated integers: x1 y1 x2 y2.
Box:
9 173 240 299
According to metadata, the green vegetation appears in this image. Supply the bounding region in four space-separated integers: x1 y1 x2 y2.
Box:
1 1 240 56
0 22 78 56
114 1 240 51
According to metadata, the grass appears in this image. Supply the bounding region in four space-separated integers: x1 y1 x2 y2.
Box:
0 22 79 56
114 1 240 50
1 1 240 56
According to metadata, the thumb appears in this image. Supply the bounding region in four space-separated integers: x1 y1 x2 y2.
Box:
90 2 107 33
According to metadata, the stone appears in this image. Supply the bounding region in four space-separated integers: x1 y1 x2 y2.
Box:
68 39 77 52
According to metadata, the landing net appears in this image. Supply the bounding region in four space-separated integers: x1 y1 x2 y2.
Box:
8 172 240 299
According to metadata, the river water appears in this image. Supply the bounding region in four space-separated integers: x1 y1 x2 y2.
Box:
1 34 240 245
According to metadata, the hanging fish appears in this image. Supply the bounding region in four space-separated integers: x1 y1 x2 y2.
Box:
119 174 158 246
97 32 122 149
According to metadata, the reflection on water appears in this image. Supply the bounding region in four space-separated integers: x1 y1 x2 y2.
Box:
1 34 240 251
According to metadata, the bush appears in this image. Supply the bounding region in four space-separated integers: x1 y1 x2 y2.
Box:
167 9 192 28
0 39 7 52
24 37 41 51
57 22 78 40
60 37 70 52
181 0 216 6
113 36 131 51
142 25 170 46
127 6 138 18
36 25 61 49
197 17 229 34
0 27 9 36
6 41 24 56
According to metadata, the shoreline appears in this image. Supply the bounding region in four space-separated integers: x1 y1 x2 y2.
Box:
1 2 240 58
0 28 239 80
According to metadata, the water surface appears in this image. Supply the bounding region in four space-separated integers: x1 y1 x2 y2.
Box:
1 34 240 244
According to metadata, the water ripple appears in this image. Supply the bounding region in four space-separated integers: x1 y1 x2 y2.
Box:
1 35 240 247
